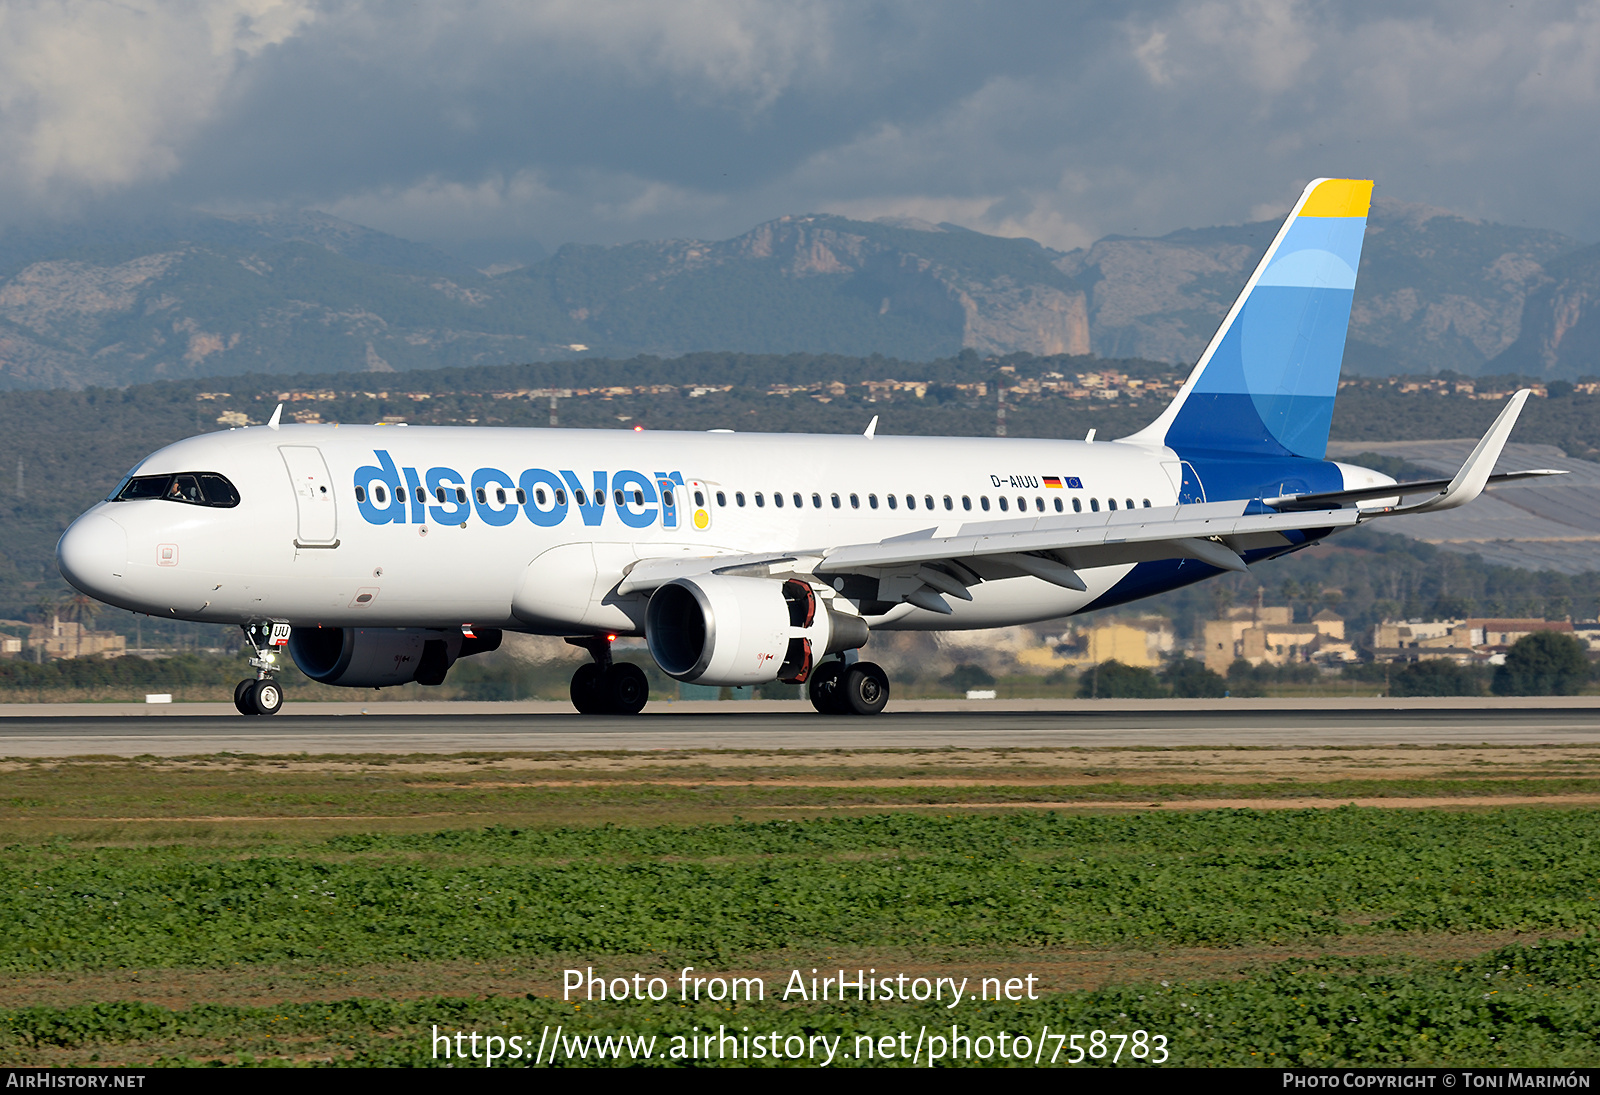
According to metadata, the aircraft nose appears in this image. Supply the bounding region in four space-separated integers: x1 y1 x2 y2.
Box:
57 513 128 598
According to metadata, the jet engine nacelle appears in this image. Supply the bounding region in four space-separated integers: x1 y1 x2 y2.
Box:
286 626 502 688
645 575 869 686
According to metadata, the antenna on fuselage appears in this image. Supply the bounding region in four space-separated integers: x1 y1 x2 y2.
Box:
267 403 283 431
864 415 879 440
1085 428 1096 443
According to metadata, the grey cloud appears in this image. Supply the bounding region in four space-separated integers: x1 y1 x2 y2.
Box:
4 1 1598 260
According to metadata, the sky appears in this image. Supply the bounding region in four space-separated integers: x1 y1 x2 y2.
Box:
3 0 1600 266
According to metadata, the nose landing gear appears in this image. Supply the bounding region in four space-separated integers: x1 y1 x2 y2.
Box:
565 634 649 715
234 622 289 716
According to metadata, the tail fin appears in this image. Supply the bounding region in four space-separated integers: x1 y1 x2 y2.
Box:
1122 178 1372 460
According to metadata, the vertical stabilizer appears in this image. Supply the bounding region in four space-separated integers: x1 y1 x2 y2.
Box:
1121 178 1372 459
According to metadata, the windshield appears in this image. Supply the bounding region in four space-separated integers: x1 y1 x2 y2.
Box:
110 472 241 508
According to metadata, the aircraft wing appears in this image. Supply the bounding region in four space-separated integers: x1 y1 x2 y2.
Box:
617 500 1360 609
617 390 1547 613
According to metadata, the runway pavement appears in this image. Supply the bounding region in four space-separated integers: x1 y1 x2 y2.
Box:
2 697 1599 756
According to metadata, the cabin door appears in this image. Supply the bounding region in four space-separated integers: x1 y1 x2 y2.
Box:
279 446 339 546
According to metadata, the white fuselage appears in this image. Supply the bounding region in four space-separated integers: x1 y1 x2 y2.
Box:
58 423 1199 634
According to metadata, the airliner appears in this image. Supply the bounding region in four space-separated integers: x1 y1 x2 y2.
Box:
55 179 1556 716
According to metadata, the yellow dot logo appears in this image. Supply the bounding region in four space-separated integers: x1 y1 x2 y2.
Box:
694 510 710 529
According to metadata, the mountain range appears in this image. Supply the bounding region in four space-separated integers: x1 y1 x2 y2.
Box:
0 198 1594 390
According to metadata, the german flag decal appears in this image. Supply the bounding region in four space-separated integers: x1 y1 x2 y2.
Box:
1043 476 1063 488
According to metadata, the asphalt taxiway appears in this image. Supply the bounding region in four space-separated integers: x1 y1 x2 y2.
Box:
1 697 1598 756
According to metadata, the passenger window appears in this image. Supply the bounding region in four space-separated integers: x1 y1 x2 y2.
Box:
850 493 860 509
554 489 565 505
980 496 989 511
1090 498 1100 512
1143 498 1151 508
663 490 675 507
535 488 547 505
1126 498 1135 510
943 495 952 510
756 492 765 507
715 491 725 506
435 486 446 503
456 487 468 504
869 494 878 509
694 490 705 507
1108 498 1118 511
831 493 841 509
475 488 486 504
1054 498 1063 512
887 495 898 510
1016 496 1026 511
774 492 784 508
1035 497 1044 512
812 493 822 508
516 489 527 505
961 496 971 511
926 495 935 510
613 489 624 506
736 492 746 506
1073 497 1082 513
497 488 508 505
355 486 367 503
376 485 389 504
596 490 605 506
793 493 803 508
634 490 644 505
998 497 1009 512
414 486 425 504
575 489 587 505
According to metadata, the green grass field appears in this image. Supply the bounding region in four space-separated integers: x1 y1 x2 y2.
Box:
2 746 1599 1067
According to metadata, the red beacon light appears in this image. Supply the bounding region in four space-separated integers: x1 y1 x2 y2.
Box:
632 424 644 432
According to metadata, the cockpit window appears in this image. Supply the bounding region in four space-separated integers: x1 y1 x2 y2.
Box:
110 472 240 508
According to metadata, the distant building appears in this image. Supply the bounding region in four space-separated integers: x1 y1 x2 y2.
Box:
1201 605 1354 672
1371 617 1573 664
23 616 127 660
1049 617 1174 669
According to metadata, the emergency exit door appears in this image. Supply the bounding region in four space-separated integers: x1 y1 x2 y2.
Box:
280 446 339 546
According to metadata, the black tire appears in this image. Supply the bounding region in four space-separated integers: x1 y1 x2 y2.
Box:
570 663 606 714
808 661 847 714
234 679 255 715
604 663 650 715
841 662 890 716
251 679 284 716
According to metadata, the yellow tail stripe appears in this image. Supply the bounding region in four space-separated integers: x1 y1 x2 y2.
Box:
1298 178 1373 219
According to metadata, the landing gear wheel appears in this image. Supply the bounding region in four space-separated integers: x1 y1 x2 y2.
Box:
604 663 650 715
808 661 848 714
570 663 606 714
841 662 890 716
250 679 284 716
234 679 255 715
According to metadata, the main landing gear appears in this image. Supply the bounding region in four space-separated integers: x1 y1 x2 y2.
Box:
566 635 649 716
808 658 890 716
234 622 287 717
